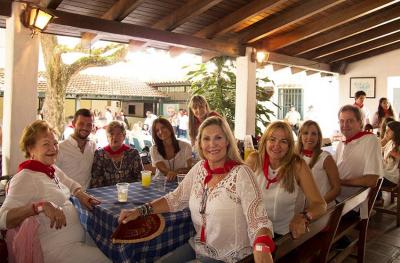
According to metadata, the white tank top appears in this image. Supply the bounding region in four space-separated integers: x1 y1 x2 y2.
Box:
255 166 302 235
303 151 331 198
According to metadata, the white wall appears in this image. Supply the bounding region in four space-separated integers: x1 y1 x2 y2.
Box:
338 49 400 117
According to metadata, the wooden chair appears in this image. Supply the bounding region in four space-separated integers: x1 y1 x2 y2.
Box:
374 165 400 227
236 202 345 263
329 178 383 263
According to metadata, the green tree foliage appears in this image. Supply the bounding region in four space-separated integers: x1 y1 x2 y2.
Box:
186 56 276 135
40 34 128 136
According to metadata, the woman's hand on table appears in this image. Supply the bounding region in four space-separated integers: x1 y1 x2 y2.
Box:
118 208 140 224
289 214 309 239
166 171 177 181
42 202 67 230
75 190 101 210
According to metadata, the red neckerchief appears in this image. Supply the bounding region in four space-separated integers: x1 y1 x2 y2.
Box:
263 154 278 189
200 159 239 242
344 131 372 144
302 149 313 158
104 144 130 156
354 102 363 109
18 160 55 179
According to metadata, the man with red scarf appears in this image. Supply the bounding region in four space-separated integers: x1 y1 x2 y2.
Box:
353 90 371 126
334 104 383 204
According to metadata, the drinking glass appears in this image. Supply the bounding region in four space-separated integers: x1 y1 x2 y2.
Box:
116 182 129 202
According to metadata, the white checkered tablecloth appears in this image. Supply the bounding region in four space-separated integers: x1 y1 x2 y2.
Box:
71 181 195 263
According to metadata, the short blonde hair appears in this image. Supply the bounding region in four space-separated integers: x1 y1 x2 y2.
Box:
196 116 242 164
106 121 126 136
19 120 55 158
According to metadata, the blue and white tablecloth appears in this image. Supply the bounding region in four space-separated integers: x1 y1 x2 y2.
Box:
71 181 195 263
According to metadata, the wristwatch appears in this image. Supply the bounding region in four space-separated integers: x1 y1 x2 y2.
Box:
254 244 271 254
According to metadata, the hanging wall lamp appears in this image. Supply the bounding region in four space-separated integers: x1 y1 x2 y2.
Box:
21 4 55 37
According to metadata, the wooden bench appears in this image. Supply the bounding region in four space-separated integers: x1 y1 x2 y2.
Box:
237 178 382 263
328 178 382 263
374 165 400 227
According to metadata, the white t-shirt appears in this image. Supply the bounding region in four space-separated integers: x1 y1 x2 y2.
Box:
0 167 109 263
164 162 272 262
56 136 97 190
285 110 301 126
334 133 383 202
150 140 192 175
382 140 400 183
179 115 189 130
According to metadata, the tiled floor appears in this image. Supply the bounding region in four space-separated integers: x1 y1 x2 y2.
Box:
343 212 400 263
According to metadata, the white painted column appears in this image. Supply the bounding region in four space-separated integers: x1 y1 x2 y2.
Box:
234 47 256 139
3 2 39 176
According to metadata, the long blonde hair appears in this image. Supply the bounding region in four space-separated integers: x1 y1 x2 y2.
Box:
188 95 210 144
196 116 243 164
255 121 300 193
296 120 323 169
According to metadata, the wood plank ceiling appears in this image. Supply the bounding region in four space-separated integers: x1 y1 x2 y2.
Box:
2 0 400 73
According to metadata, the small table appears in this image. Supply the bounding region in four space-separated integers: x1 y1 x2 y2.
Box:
72 181 195 263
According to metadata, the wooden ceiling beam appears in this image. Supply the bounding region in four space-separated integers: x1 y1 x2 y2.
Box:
50 9 242 57
306 70 319 76
152 0 222 31
333 41 400 65
290 67 305 74
128 40 148 52
280 3 400 55
44 0 63 9
267 52 331 72
259 0 396 51
272 64 288 71
319 31 400 63
81 0 145 48
239 0 345 44
301 19 400 59
0 0 11 17
195 0 285 39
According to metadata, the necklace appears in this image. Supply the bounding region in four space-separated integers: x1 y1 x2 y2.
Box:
167 157 175 172
112 155 124 177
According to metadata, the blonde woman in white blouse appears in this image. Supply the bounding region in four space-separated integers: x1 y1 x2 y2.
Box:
119 116 274 263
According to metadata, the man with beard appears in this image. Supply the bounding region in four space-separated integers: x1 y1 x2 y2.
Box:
56 109 96 190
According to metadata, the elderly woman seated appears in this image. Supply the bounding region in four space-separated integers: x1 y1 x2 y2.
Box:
90 121 143 188
0 120 110 263
150 117 192 181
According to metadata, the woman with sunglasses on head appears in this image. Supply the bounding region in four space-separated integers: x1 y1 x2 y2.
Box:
188 95 220 146
119 116 274 263
150 117 192 181
246 121 326 239
297 120 341 208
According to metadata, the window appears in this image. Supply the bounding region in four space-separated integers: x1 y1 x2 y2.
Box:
277 87 304 120
128 105 136 115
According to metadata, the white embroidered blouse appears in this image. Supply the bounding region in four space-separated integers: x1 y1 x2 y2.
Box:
164 161 273 263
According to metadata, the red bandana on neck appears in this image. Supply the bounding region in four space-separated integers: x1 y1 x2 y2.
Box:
104 144 130 155
200 159 239 242
344 131 372 144
18 160 55 179
263 154 278 189
302 149 313 158
354 102 363 109
203 159 239 185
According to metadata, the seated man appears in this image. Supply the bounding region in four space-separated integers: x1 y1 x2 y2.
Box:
334 105 383 205
57 109 96 190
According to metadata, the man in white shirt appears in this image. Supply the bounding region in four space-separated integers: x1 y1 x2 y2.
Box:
144 111 157 134
334 104 383 203
56 109 97 190
353 90 371 126
285 105 301 134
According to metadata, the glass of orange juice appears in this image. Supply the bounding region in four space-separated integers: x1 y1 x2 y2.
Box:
141 170 152 187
